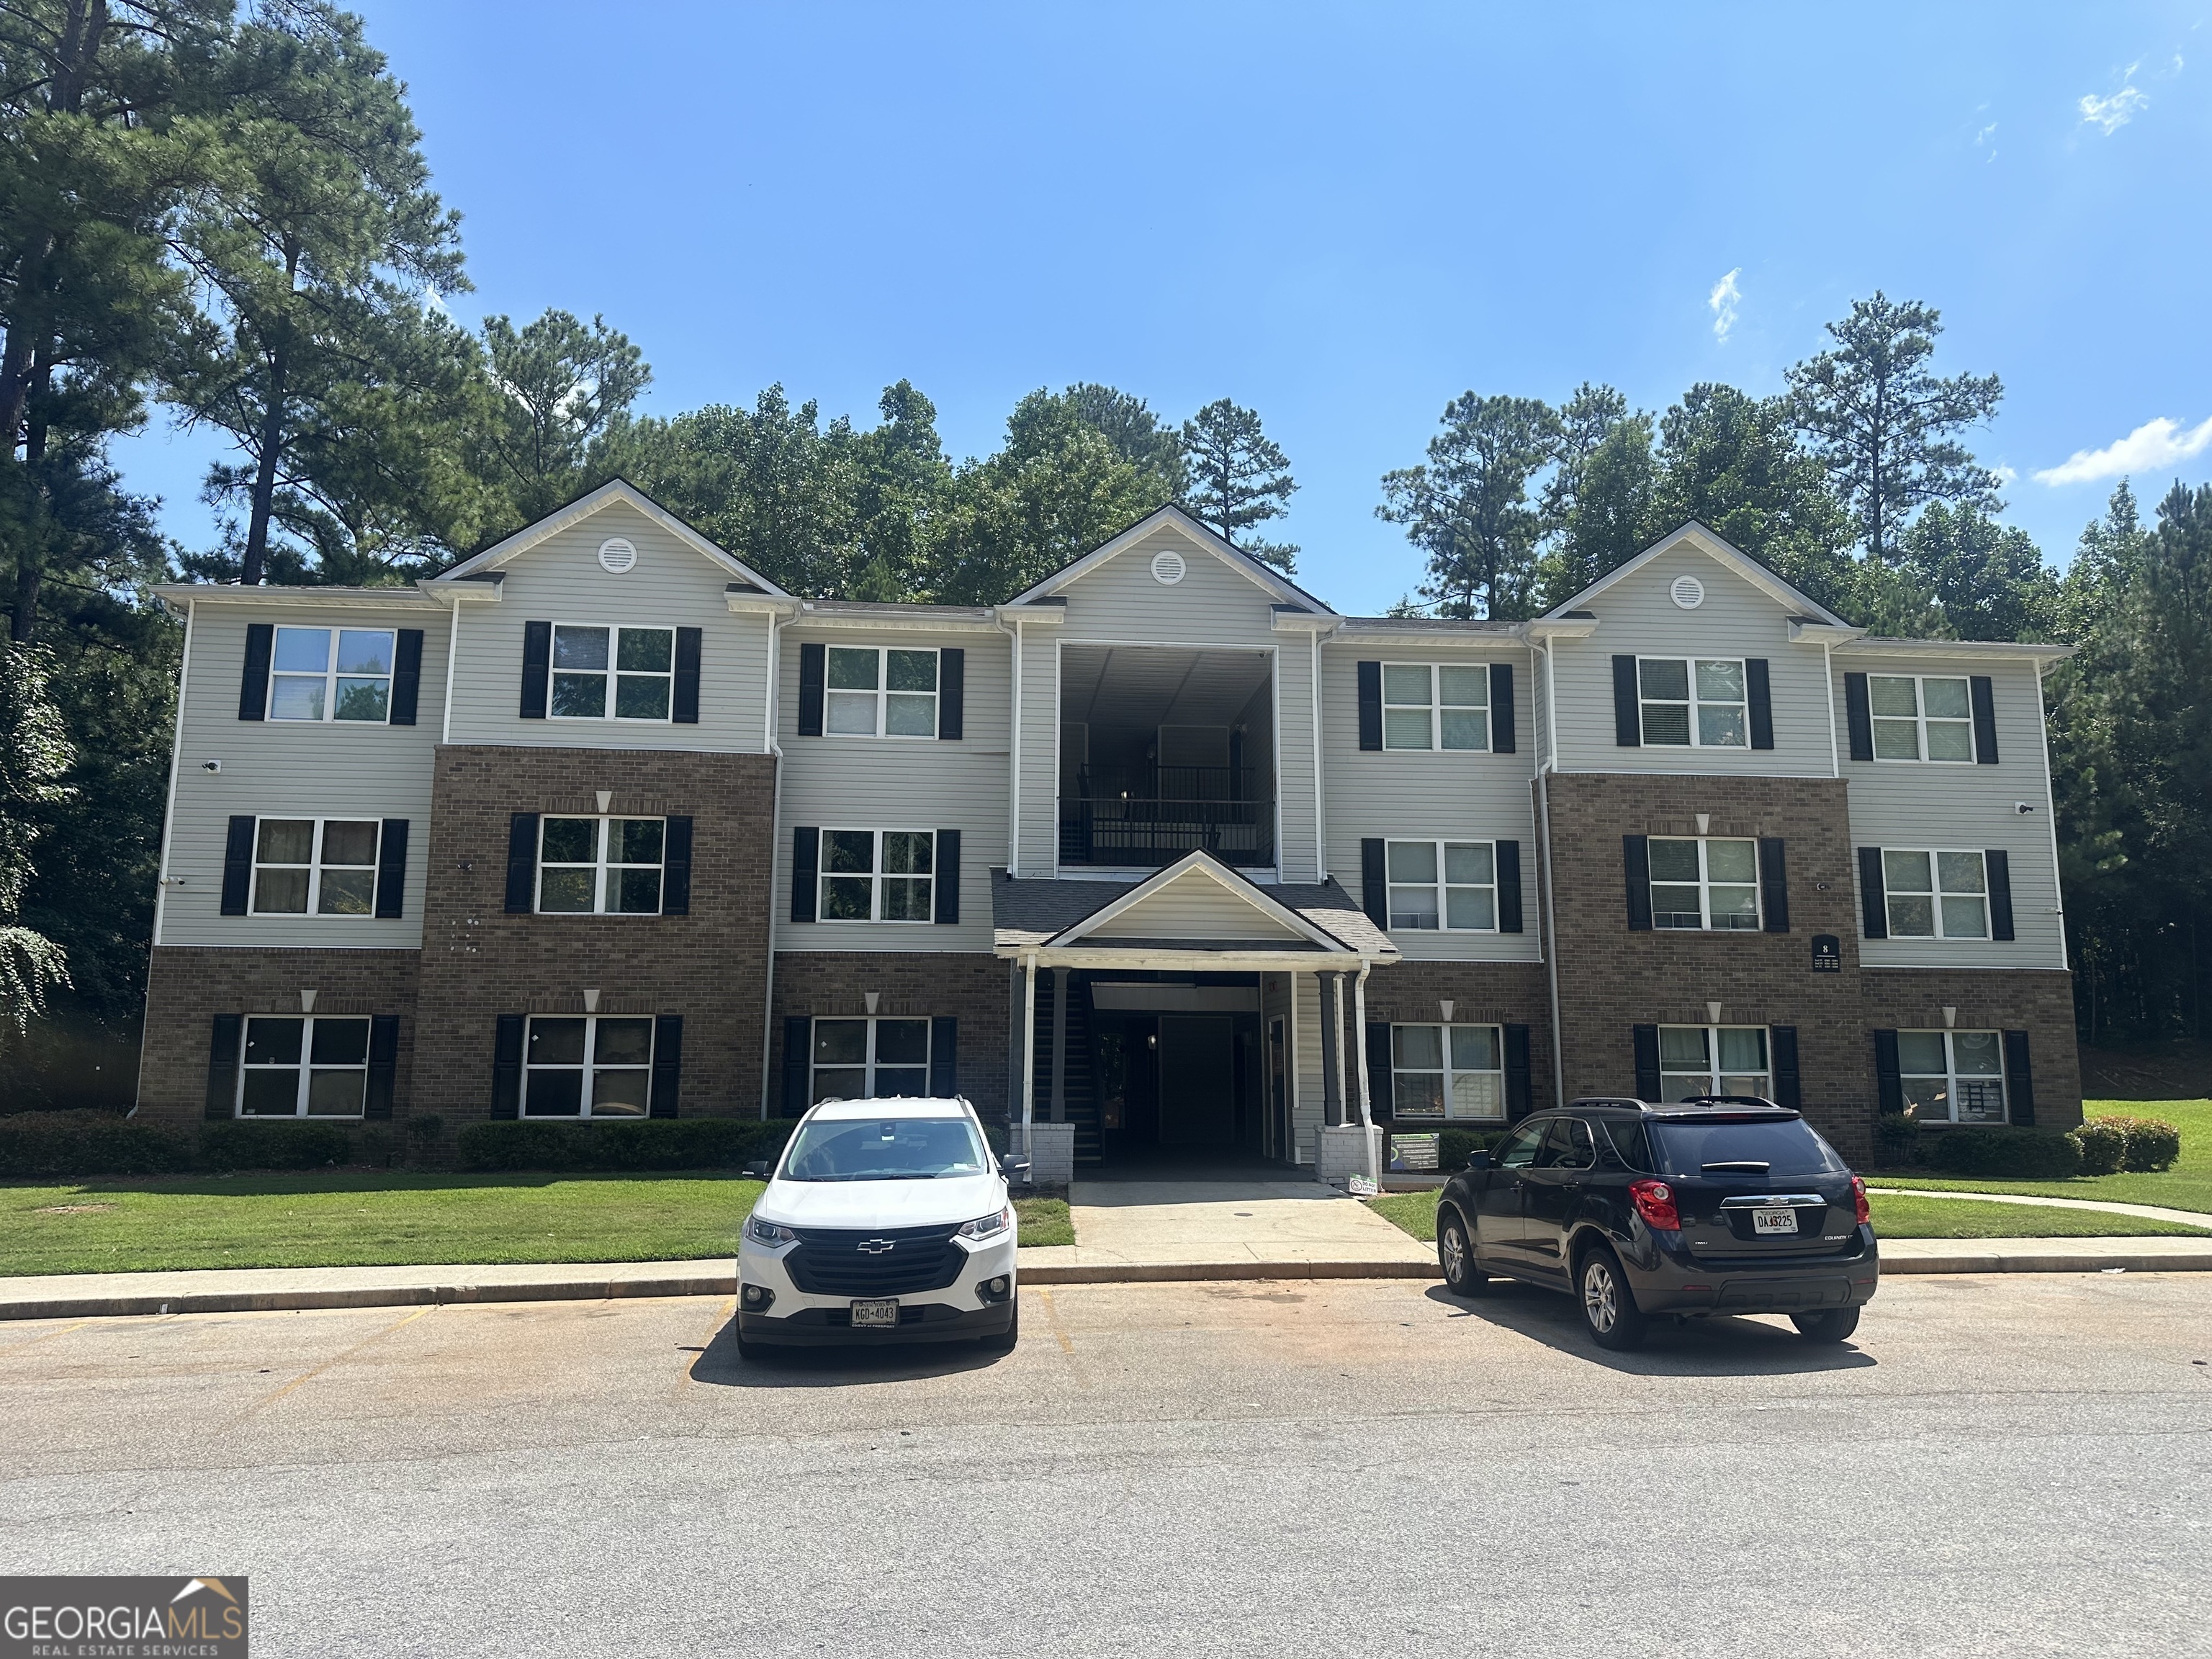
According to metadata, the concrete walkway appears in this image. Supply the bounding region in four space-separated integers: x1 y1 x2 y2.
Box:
1866 1187 2212 1231
1027 1179 1437 1282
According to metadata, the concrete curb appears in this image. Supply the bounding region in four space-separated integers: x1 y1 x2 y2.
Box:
0 1274 742 1323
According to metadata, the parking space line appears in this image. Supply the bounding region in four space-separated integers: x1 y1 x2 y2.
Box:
228 1303 440 1426
672 1296 735 1396
0 1318 92 1357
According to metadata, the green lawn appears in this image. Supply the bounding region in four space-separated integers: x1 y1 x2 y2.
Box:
1015 1197 1074 1246
1875 1097 2212 1214
1367 1192 1439 1242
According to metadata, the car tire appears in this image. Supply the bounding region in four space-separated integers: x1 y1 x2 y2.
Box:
1437 1207 1488 1296
1790 1307 1861 1344
733 1328 767 1364
1577 1244 1647 1351
978 1299 1020 1354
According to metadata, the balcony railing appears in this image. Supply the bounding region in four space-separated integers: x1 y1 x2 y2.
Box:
1058 795 1274 868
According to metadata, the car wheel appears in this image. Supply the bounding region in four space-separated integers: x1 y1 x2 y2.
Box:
733 1328 767 1364
978 1298 1020 1354
1790 1307 1861 1344
1578 1245 1647 1351
1437 1208 1488 1296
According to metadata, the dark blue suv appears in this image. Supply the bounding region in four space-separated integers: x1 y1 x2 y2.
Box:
1434 1097 1879 1350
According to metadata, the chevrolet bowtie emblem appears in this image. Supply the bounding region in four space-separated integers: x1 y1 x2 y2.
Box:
857 1238 896 1254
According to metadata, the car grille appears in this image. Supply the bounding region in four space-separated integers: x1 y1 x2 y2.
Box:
785 1223 966 1297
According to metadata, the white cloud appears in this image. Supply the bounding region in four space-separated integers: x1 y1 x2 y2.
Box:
1708 268 1742 343
2033 415 2212 485
2079 84 2148 133
1992 464 2018 485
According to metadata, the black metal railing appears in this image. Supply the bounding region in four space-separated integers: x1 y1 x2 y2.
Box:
1058 795 1274 868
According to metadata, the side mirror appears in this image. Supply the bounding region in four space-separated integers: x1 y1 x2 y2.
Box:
742 1159 771 1179
1466 1150 1492 1171
999 1154 1031 1181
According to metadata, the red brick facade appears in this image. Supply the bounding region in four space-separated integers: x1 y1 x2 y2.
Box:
770 951 1012 1120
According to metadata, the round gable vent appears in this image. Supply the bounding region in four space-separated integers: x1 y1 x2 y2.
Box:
1669 574 1705 610
1150 549 1187 585
598 536 638 574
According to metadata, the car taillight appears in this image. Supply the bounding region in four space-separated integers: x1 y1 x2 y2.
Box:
1852 1175 1871 1226
1629 1178 1679 1231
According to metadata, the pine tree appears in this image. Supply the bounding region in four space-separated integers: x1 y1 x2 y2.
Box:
1179 398 1298 572
1377 393 1557 619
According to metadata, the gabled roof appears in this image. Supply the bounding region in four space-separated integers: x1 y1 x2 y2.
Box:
1004 503 1337 616
435 480 791 595
1541 521 1848 627
991 852 1395 960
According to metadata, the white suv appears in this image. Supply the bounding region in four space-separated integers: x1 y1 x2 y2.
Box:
736 1096 1020 1358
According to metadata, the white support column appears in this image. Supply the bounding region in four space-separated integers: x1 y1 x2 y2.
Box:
1020 953 1038 1157
1318 971 1343 1128
1352 963 1372 1128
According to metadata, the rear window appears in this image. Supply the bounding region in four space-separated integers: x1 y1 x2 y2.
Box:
1650 1118 1844 1177
1602 1120 1657 1172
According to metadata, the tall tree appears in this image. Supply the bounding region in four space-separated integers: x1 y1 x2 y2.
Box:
476 307 649 524
1786 292 2002 564
1899 502 2059 642
1179 397 1298 571
1377 392 1557 619
1536 383 1655 606
0 642 73 1042
1061 383 1181 495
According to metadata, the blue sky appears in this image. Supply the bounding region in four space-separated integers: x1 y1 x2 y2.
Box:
114 1 2212 613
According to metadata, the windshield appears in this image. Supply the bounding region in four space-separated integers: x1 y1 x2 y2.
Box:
1651 1118 1845 1178
781 1115 990 1182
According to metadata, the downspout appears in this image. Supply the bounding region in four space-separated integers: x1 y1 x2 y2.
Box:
1537 633 1565 1110
136 597 195 1118
758 606 793 1118
2035 658 2067 972
441 596 460 746
1309 626 1325 882
1352 961 1377 1182
999 615 1023 878
1020 951 1039 1156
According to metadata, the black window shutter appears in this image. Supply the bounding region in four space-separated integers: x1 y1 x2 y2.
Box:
375 818 409 920
930 1017 958 1095
796 642 826 737
2002 1030 2036 1125
935 829 961 923
1985 849 2013 941
520 621 552 719
1360 838 1387 928
1366 1021 1392 1120
672 626 702 724
1496 840 1524 933
239 624 273 721
649 1015 683 1118
791 827 819 922
1769 1025 1801 1109
661 817 693 916
222 816 256 915
1623 835 1652 930
364 1015 400 1119
1504 1023 1533 1119
205 1013 242 1119
505 814 539 914
1970 675 1999 763
1873 1030 1903 1115
1489 662 1516 754
938 648 964 739
390 629 424 726
490 1014 524 1119
1843 673 1874 762
1613 655 1642 746
1856 846 1887 939
1745 658 1774 750
1758 837 1790 933
1356 661 1382 751
1632 1023 1660 1101
782 1016 812 1115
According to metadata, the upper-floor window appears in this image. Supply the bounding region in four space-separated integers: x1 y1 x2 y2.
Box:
1640 657 1746 747
271 627 394 723
1382 663 1489 751
552 624 674 721
524 1015 654 1118
539 817 665 914
1388 1022 1504 1120
239 1015 370 1116
1385 839 1496 931
253 819 381 916
1870 675 1974 763
810 1015 933 1103
820 829 935 922
1897 1030 2006 1123
1658 1025 1769 1100
1881 850 1988 939
828 646 938 737
1648 837 1758 930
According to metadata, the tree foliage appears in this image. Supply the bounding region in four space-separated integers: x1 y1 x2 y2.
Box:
1179 397 1298 571
1377 392 1558 619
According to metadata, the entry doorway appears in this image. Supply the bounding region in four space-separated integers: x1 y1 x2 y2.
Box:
1089 981 1266 1167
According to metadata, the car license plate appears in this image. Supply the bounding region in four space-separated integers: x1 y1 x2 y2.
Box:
850 1298 899 1328
1751 1208 1799 1236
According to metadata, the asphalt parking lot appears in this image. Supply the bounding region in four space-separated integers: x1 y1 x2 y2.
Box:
3 1273 2208 1657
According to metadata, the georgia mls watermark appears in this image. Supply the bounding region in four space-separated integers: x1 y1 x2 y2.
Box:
1 1577 247 1658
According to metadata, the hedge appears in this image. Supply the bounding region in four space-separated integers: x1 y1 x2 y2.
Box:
2068 1118 2128 1177
1437 1126 1509 1172
1925 1126 2081 1179
456 1116 796 1173
0 1112 196 1177
1872 1114 1922 1167
198 1119 356 1171
2093 1115 2182 1174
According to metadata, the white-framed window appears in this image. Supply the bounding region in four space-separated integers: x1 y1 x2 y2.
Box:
1881 849 1988 939
819 829 934 922
1380 662 1490 751
827 645 939 737
270 626 395 723
1389 1023 1505 1120
1385 840 1497 931
1897 1030 2007 1124
539 817 665 914
1639 657 1747 747
239 1015 370 1117
1658 1025 1771 1100
549 624 675 721
1647 837 1759 930
523 1015 655 1118
251 819 381 916
809 1015 935 1103
1870 674 1974 763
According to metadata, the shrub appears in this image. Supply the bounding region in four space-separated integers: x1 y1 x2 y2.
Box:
0 1110 195 1177
405 1114 445 1147
456 1116 796 1173
2099 1115 2182 1174
1925 1126 2081 1180
2068 1118 2128 1177
199 1119 355 1171
1873 1114 1923 1167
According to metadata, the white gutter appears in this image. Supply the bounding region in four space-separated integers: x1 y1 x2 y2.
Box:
758 604 795 1118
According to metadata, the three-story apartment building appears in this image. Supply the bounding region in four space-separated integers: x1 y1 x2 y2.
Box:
137 483 2080 1179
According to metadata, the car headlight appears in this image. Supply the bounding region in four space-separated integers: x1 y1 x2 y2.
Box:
747 1215 797 1246
958 1207 1013 1241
